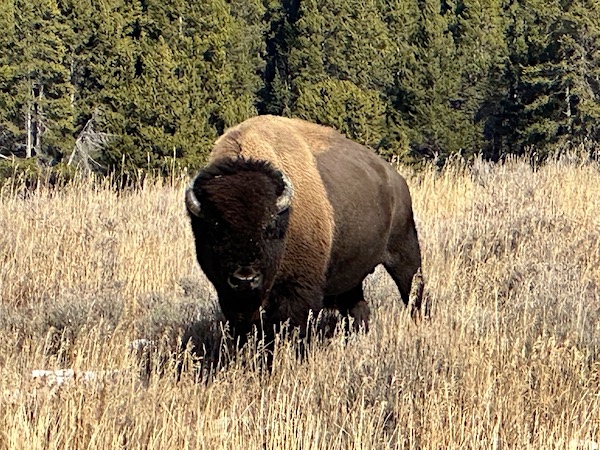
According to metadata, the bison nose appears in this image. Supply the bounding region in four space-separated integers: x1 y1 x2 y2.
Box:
228 266 262 290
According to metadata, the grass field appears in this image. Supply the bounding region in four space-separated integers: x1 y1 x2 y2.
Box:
0 156 598 449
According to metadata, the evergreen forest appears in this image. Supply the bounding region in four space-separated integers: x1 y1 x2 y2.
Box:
1 0 599 174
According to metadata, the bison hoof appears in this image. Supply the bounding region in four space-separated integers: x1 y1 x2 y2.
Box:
408 268 429 321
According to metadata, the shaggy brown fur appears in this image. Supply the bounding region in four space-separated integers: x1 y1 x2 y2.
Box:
187 115 422 338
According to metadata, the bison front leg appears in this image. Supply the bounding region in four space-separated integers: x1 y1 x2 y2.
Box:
348 300 370 332
266 280 325 339
325 283 370 333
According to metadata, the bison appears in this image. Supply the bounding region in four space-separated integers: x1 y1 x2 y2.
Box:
185 115 422 341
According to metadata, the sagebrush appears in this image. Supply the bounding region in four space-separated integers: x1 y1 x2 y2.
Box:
0 157 598 449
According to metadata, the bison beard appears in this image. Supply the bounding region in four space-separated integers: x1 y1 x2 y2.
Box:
185 116 423 346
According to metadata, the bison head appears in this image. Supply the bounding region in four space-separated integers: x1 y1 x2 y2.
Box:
185 158 293 330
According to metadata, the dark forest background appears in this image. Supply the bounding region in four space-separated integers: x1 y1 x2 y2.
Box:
1 0 599 175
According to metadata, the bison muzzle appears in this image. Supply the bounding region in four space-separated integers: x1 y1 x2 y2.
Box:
186 116 423 341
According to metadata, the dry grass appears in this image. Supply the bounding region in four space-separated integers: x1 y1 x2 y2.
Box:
0 156 599 449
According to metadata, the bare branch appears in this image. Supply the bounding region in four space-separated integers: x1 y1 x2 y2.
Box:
68 108 115 171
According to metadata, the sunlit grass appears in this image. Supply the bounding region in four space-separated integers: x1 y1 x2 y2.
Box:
0 156 598 449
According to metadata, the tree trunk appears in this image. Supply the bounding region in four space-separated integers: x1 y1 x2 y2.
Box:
26 96 32 158
34 84 44 156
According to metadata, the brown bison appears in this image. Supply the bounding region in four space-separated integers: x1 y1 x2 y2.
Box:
185 115 422 340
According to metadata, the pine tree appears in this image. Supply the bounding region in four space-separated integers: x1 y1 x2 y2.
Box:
384 0 469 162
561 0 600 152
260 0 299 116
0 0 19 156
291 0 394 90
514 0 569 154
518 0 600 154
1 0 75 161
295 79 387 149
202 0 265 131
65 0 143 171
67 0 266 172
283 0 393 148
484 0 600 158
449 0 509 159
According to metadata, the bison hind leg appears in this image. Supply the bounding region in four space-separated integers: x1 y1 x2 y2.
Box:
383 219 423 317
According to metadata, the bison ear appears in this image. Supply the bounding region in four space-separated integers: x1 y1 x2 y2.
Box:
185 186 202 217
276 172 294 213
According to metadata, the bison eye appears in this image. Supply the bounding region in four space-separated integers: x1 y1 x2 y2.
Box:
264 216 283 240
264 223 278 240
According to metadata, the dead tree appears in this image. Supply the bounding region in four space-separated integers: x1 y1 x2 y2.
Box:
68 108 114 172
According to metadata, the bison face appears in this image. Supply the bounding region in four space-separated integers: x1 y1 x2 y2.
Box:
186 159 293 327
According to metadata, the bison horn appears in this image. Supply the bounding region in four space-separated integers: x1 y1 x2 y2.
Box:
185 186 202 217
276 172 294 213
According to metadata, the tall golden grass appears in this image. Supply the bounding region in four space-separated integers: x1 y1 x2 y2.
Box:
0 156 598 449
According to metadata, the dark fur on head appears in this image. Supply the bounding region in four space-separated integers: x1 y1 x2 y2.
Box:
187 157 293 337
189 158 290 231
192 157 283 188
